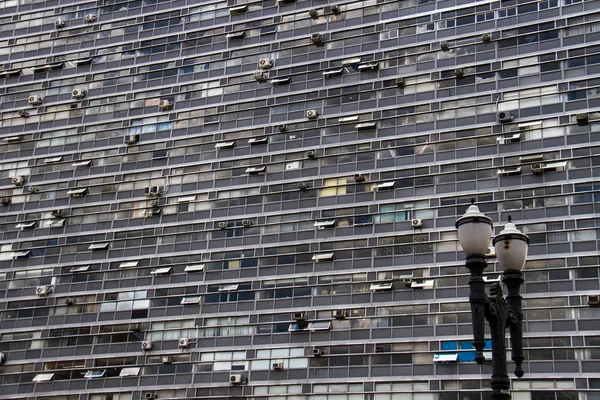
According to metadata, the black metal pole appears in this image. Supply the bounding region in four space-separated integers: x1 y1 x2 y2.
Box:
466 257 525 400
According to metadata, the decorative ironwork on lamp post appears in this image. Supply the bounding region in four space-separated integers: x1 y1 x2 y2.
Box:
455 200 529 400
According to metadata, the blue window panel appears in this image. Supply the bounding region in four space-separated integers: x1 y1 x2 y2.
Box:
458 351 476 362
441 341 458 350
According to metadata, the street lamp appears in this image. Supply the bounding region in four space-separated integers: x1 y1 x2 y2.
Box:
455 200 529 400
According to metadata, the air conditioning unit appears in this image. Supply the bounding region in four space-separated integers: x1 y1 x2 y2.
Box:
277 124 288 132
230 374 243 384
219 222 227 229
161 356 173 363
51 209 63 218
0 352 5 365
482 32 491 42
576 113 589 125
144 186 160 197
485 247 496 258
309 9 319 18
411 219 423 228
36 286 49 296
178 338 190 348
272 362 284 370
242 219 251 227
253 71 267 82
331 4 341 13
1 197 11 206
141 341 153 351
65 297 75 305
258 58 273 69
28 95 43 105
124 134 139 145
84 14 97 22
395 77 406 87
18 110 29 118
306 110 319 119
143 393 156 400
440 41 449 51
497 111 514 123
588 295 600 306
293 311 306 321
54 19 65 28
454 68 464 78
306 150 316 159
311 33 323 44
332 309 347 319
72 89 86 98
158 100 171 110
12 176 24 186
298 181 309 190
353 174 365 182
312 348 323 357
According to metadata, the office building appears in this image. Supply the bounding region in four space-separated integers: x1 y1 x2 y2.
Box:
0 0 598 399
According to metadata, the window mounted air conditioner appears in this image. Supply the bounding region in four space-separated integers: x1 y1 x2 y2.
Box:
144 186 161 196
65 297 75 305
124 134 139 145
258 58 273 69
54 19 65 28
277 124 288 132
36 286 49 296
331 4 341 13
72 89 86 99
141 341 153 351
297 181 310 190
396 77 406 87
486 247 496 258
576 113 589 125
306 110 319 119
230 374 243 384
411 219 423 228
253 71 267 81
454 68 464 78
332 309 347 319
18 110 29 118
311 33 323 44
1 197 11 206
354 174 365 182
440 41 449 51
306 150 316 159
272 362 284 370
309 9 319 18
312 348 323 356
84 14 97 22
497 111 514 123
293 311 306 321
12 176 24 186
161 356 173 363
143 393 156 400
588 295 600 306
178 338 190 348
158 100 171 110
482 32 491 42
218 222 228 229
28 95 43 105
242 219 252 227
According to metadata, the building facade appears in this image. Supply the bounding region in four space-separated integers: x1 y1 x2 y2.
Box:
0 0 599 399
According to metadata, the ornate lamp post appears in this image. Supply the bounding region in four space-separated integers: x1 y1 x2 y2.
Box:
455 201 529 400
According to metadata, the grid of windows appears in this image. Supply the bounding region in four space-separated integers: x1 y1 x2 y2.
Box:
0 0 598 399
